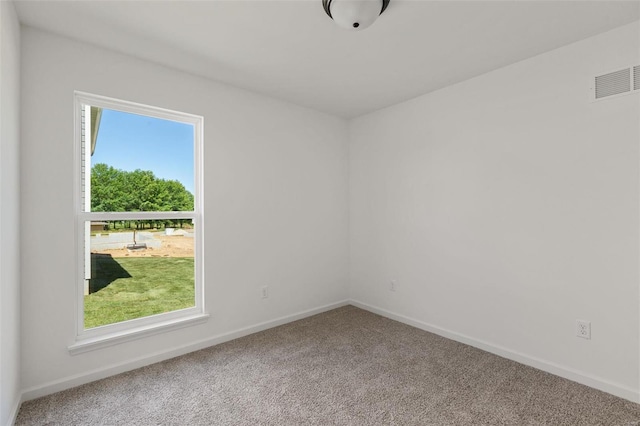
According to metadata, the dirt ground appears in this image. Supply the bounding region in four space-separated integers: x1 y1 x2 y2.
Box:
93 234 194 258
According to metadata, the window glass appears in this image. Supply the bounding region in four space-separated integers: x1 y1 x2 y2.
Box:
77 95 203 336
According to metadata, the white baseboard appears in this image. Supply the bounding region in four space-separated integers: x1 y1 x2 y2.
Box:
21 300 350 402
350 300 640 404
19 299 639 406
5 394 22 426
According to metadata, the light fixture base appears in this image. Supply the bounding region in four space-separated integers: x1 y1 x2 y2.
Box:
322 0 390 30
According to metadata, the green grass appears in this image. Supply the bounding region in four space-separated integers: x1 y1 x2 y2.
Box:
84 257 194 329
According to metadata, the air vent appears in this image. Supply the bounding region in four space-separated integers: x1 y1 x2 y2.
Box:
592 65 640 101
595 68 631 99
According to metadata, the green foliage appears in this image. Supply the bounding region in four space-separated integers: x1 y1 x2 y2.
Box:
84 257 195 329
91 163 194 212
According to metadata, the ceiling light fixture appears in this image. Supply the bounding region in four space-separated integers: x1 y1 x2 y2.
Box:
322 0 390 31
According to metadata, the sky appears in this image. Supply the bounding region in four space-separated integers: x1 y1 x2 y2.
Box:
91 108 195 194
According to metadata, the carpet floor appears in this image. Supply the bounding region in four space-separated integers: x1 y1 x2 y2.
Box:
16 305 640 425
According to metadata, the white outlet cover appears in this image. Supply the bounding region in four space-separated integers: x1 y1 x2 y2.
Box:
576 320 591 339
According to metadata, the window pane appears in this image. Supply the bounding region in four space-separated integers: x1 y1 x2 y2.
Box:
82 106 195 213
84 221 195 329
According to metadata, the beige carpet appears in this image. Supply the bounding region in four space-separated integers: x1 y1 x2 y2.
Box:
16 305 640 425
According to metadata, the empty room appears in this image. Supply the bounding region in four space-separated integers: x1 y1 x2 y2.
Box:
1 0 640 424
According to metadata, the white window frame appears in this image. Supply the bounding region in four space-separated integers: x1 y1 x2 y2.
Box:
70 92 207 354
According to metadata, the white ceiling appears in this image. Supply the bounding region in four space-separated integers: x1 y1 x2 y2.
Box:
14 1 640 118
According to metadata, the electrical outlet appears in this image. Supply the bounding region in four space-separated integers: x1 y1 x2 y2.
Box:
576 320 591 339
261 286 269 299
390 280 396 292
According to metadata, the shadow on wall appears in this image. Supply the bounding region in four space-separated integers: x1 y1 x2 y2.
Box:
89 253 132 293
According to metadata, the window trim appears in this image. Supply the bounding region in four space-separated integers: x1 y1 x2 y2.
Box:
72 91 206 352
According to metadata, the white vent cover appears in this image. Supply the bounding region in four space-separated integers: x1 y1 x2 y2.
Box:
593 65 639 101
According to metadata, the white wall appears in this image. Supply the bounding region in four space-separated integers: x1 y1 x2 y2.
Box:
17 16 640 406
0 1 21 424
349 21 640 401
20 27 349 396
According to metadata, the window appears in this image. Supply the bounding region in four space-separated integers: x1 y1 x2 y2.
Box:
71 92 206 353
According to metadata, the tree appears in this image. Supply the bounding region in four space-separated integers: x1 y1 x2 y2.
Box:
91 163 127 212
91 164 194 227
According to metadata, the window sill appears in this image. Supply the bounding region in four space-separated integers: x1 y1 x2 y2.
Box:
68 313 209 355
